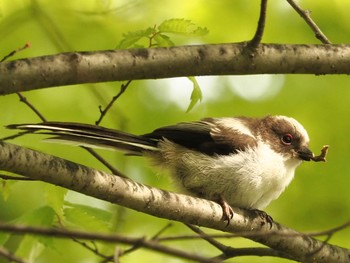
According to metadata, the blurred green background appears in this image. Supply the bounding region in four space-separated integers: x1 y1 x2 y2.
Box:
0 0 349 262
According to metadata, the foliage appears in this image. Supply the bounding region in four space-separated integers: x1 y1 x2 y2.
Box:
117 18 206 111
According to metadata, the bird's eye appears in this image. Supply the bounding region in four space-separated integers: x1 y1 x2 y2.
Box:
281 134 293 145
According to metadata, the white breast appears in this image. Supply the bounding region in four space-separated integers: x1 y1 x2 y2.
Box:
157 140 302 210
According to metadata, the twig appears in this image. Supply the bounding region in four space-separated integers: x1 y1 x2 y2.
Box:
82 147 126 177
162 219 350 242
311 145 329 162
250 0 268 48
0 223 217 263
286 0 331 44
0 246 28 263
95 80 132 125
10 92 122 179
0 130 33 141
72 239 110 260
185 224 293 261
185 224 228 251
0 174 35 181
307 220 350 237
214 247 293 261
1 42 31 62
118 223 173 258
16 93 47 122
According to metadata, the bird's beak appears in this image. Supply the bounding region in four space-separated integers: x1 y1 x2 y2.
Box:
297 146 314 161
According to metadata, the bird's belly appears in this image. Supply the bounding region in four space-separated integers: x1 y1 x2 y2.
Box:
173 146 301 209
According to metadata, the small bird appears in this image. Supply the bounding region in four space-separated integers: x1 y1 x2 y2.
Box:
7 115 323 224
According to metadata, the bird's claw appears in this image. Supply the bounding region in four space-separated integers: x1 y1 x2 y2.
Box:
252 209 274 228
218 197 234 226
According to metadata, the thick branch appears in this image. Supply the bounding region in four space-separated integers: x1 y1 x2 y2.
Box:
1 43 350 95
0 141 349 262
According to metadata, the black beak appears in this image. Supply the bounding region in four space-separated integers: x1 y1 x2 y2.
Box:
297 147 314 161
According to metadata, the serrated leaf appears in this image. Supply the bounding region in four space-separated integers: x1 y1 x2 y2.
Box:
153 33 175 47
0 177 17 201
15 235 45 262
45 184 67 219
117 27 155 48
13 206 56 255
186 77 202 112
0 206 55 247
16 206 56 226
158 18 209 36
63 202 113 232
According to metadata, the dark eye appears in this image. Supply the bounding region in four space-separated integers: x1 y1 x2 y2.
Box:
281 134 293 145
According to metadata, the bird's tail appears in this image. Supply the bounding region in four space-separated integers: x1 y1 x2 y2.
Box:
6 122 159 155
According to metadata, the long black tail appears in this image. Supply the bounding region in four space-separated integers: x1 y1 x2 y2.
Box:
6 122 159 155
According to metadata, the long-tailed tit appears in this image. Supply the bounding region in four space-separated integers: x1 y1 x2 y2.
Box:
7 115 327 224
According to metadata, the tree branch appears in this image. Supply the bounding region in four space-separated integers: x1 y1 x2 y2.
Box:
0 141 349 263
0 246 28 263
1 43 350 95
249 0 268 48
286 0 331 44
0 222 215 263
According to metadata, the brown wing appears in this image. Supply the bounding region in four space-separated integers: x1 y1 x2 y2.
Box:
144 118 257 156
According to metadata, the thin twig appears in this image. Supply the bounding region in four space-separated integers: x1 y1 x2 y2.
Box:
119 223 173 257
160 219 350 241
185 224 228 251
16 93 47 122
95 80 132 125
82 147 126 177
11 92 122 179
0 174 36 181
249 0 268 48
72 239 110 260
1 42 31 62
286 0 331 44
185 224 293 261
0 130 33 141
311 145 329 162
307 220 350 237
0 246 28 263
0 223 217 263
214 247 293 261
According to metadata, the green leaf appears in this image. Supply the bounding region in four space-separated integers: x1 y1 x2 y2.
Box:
45 184 67 219
117 27 155 48
158 18 209 36
153 33 175 47
0 176 17 201
16 206 56 226
63 202 113 232
186 77 203 112
0 206 55 247
15 235 45 262
13 206 57 258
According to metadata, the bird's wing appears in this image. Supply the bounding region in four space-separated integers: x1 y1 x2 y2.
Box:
144 118 257 155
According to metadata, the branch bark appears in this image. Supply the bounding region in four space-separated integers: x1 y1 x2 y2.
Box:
0 141 349 263
1 43 350 95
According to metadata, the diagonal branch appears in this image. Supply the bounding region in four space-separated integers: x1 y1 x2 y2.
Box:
286 0 331 44
0 141 349 263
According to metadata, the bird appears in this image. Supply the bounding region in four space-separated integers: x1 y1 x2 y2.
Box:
7 115 319 224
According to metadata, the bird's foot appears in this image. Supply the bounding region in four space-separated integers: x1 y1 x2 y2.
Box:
218 197 234 226
251 209 273 228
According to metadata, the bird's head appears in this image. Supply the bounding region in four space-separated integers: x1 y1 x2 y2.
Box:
260 115 314 162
